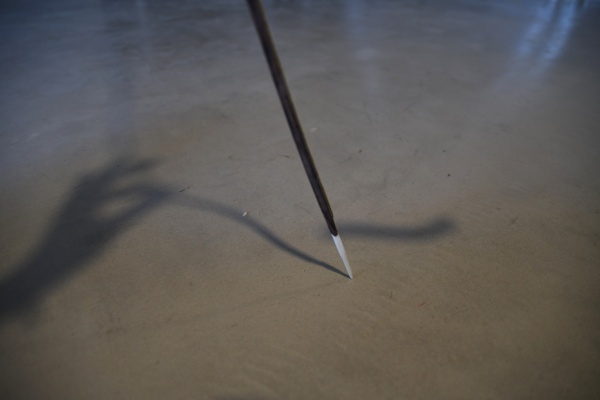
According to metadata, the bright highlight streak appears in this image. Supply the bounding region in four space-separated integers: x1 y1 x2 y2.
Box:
332 234 353 279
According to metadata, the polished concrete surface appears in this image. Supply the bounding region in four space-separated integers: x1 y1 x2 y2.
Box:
1 0 600 398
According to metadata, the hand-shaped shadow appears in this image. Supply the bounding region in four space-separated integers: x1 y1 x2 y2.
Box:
0 158 173 322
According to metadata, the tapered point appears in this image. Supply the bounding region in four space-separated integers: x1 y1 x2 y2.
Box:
331 234 353 279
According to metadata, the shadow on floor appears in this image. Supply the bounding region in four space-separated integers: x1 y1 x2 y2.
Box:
0 158 456 322
336 218 455 241
174 194 346 278
0 157 344 322
0 158 173 323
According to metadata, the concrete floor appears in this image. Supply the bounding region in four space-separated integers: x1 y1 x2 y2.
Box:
1 0 599 398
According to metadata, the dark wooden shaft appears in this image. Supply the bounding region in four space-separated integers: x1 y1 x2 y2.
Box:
246 0 338 236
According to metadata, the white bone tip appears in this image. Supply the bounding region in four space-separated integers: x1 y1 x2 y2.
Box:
332 234 353 279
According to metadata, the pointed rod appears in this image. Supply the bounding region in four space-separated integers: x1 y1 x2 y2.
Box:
246 0 353 279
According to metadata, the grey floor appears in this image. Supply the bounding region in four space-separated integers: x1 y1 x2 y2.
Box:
1 0 599 399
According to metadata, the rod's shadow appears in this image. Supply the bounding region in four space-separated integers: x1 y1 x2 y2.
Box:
330 219 455 242
174 194 345 278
